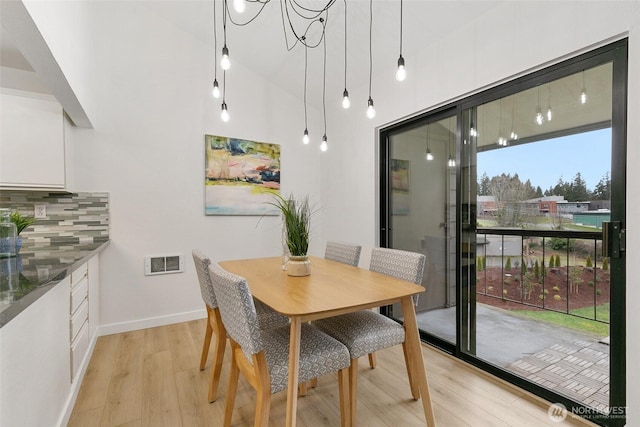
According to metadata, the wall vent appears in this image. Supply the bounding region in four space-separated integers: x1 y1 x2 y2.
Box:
144 254 184 276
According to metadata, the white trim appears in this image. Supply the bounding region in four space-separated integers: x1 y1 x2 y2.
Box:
97 309 207 336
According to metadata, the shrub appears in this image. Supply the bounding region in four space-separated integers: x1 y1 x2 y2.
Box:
552 286 560 292
585 255 593 268
534 260 540 280
543 289 549 295
555 254 561 267
602 257 609 270
539 294 545 300
548 237 575 251
553 295 562 301
505 257 511 270
541 259 546 277
549 255 555 268
596 289 602 296
588 281 594 287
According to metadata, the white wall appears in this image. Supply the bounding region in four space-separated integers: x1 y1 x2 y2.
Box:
25 1 323 332
323 1 640 424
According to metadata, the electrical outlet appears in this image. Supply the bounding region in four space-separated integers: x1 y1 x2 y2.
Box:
34 204 47 219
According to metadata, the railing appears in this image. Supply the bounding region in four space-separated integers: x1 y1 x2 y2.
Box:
475 228 609 324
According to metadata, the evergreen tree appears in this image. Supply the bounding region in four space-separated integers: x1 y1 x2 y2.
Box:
478 172 491 196
602 257 609 270
534 260 540 280
586 255 593 268
593 172 611 201
505 257 511 270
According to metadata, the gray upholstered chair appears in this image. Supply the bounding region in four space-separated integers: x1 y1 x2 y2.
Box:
314 247 426 425
325 240 362 267
192 250 288 402
208 263 352 427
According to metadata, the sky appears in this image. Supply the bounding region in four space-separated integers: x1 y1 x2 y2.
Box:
477 128 611 192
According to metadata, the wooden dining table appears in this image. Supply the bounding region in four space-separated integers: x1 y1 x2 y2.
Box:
219 256 436 427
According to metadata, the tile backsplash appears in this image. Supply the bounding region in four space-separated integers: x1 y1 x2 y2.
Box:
0 191 109 249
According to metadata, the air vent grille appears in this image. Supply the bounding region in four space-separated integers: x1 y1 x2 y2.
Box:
144 254 184 276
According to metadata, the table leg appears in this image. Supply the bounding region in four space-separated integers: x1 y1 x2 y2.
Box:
401 296 437 426
286 317 302 427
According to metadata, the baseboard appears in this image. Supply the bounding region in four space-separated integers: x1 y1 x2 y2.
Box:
97 309 207 336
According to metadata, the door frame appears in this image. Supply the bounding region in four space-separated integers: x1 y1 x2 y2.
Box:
378 39 627 426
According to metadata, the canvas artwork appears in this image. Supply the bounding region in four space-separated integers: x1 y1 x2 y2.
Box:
205 135 281 215
391 159 410 215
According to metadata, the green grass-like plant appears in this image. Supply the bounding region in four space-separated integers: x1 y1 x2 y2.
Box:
11 211 37 234
267 194 312 257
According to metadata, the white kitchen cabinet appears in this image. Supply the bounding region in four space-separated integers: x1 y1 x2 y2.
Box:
0 88 66 189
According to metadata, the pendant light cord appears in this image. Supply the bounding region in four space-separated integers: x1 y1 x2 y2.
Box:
303 45 308 128
323 28 327 135
343 0 347 89
214 0 218 77
399 0 403 56
368 0 372 97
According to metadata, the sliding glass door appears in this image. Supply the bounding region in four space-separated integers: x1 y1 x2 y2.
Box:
380 40 627 426
380 111 457 347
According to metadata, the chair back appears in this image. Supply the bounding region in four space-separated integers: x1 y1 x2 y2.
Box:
325 241 362 267
208 263 263 359
370 247 426 285
192 249 217 308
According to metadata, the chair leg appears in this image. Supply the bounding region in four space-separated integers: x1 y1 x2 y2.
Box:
310 378 318 388
253 352 272 427
224 349 240 427
349 357 358 427
208 309 227 402
402 341 419 400
368 352 377 369
337 368 350 427
298 382 308 397
200 306 213 370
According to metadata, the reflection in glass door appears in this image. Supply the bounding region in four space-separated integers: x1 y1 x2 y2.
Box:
382 113 457 347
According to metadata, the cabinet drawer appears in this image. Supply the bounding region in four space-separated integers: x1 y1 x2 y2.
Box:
70 322 89 383
71 263 88 284
70 299 88 342
70 276 88 315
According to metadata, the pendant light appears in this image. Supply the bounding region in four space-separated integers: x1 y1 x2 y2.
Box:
546 83 553 121
302 44 310 144
509 96 518 140
580 70 588 104
341 0 350 109
212 1 221 98
395 0 406 82
535 86 544 125
447 119 456 168
233 0 246 14
425 125 433 161
366 0 376 119
220 4 230 70
497 99 507 146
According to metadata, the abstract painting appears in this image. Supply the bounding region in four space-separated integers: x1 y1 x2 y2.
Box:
391 159 410 215
205 135 280 215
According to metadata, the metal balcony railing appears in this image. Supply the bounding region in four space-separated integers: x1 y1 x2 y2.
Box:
475 228 609 324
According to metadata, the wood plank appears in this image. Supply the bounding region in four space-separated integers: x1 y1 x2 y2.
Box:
70 333 121 414
100 330 145 427
141 350 181 427
69 319 601 427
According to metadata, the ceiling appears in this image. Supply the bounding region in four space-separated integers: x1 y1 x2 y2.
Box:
0 1 611 140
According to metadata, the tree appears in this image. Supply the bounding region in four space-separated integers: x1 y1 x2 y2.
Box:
505 257 511 270
586 255 593 268
566 172 591 202
488 173 537 227
534 260 540 281
593 172 611 201
478 172 491 196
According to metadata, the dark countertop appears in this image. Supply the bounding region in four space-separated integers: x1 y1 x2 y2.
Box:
0 240 110 328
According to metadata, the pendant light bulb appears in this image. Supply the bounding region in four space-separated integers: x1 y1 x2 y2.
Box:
535 107 544 125
320 135 328 152
546 107 553 121
366 97 376 119
221 45 230 70
342 89 351 109
212 79 221 98
426 149 434 161
510 130 518 140
581 89 587 104
221 102 230 122
470 124 477 137
302 129 310 145
395 55 406 82
233 0 246 13
448 157 456 168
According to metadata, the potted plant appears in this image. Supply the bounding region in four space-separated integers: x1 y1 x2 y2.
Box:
11 211 37 253
268 193 313 276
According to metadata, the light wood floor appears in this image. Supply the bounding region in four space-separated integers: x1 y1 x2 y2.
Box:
68 318 597 426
